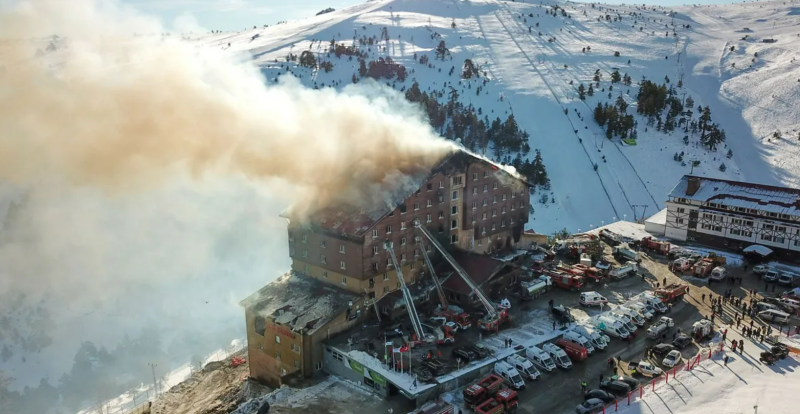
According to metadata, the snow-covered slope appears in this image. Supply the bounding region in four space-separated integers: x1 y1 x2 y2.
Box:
189 0 800 233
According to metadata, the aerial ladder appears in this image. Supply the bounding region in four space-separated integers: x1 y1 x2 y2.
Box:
420 245 472 330
413 220 509 332
383 240 432 347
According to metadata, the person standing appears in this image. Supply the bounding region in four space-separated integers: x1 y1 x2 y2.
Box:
724 355 729 366
581 380 588 394
702 293 706 302
599 373 604 385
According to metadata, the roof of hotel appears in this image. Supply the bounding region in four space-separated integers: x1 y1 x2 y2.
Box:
439 250 508 294
668 175 800 216
286 149 531 239
240 271 359 335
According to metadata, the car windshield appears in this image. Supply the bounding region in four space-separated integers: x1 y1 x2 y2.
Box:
512 375 522 383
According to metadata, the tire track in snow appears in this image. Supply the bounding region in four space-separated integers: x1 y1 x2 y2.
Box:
495 1 661 213
487 4 622 218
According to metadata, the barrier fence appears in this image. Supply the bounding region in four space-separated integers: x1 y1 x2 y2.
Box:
600 344 724 414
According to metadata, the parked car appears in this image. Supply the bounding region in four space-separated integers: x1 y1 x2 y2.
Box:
584 389 616 403
764 270 780 282
662 350 682 368
613 376 639 390
651 343 677 358
673 334 692 349
576 398 606 414
452 347 477 362
753 264 769 275
553 304 576 323
468 344 493 359
600 379 631 396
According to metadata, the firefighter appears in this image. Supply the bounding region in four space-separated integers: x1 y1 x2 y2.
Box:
581 379 588 394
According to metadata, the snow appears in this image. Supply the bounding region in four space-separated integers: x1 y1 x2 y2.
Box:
494 249 528 262
743 244 774 256
586 220 657 241
645 208 668 226
670 175 800 216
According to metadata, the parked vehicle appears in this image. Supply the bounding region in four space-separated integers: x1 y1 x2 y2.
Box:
610 263 638 280
612 375 639 390
571 325 609 350
462 374 504 409
525 345 557 372
548 271 586 291
635 293 668 313
474 389 519 414
564 331 596 354
710 266 728 281
756 302 779 312
778 272 799 286
599 379 631 396
671 257 693 272
631 360 663 377
641 237 670 254
583 389 616 403
673 334 692 349
655 284 688 303
609 311 639 331
433 305 472 330
493 361 526 390
576 398 605 414
543 342 573 369
651 343 677 358
599 229 622 246
753 264 770 275
518 276 551 300
759 309 790 324
778 297 800 311
556 338 589 361
662 350 682 368
647 316 675 339
552 304 576 324
468 344 493 359
453 347 478 362
573 264 605 283
506 354 540 380
616 307 646 326
411 400 455 414
764 270 780 282
613 245 641 263
626 302 653 319
595 316 630 339
580 291 609 307
691 319 714 340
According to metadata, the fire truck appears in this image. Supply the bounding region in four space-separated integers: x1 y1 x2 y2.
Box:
432 305 472 331
463 374 505 408
546 270 585 291
410 400 456 414
572 264 604 283
655 284 688 303
475 389 519 414
641 237 670 255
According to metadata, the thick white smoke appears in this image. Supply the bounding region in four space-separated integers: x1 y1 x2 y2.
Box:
0 0 453 392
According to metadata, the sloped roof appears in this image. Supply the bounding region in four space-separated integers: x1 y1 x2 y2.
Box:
240 271 359 335
439 250 506 294
669 175 800 216
286 148 531 238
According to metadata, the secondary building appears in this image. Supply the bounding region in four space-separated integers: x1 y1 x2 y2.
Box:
664 175 800 261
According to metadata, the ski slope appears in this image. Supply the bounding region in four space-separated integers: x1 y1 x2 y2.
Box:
191 0 800 234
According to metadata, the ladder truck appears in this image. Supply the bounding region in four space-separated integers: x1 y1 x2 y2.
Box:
414 221 510 333
421 247 472 330
384 240 434 347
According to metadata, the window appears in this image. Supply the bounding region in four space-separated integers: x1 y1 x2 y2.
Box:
386 225 392 234
677 207 686 214
453 176 463 186
519 201 524 209
319 240 326 248
471 216 476 223
320 255 326 264
451 234 459 244
275 335 281 344
452 206 458 215
511 190 516 198
372 229 378 238
438 195 444 204
401 237 407 245
427 183 432 191
451 220 458 229
316 362 323 370
483 184 488 192
503 193 507 201
400 204 407 214
478 239 483 246
438 211 444 219
401 253 407 261
410 262 416 270
414 201 420 211
258 342 263 351
483 199 488 207
382 273 389 281
341 276 347 285
439 180 444 189
493 182 498 190
481 226 486 234
491 223 496 231
372 246 379 256
676 218 685 224
472 201 477 210
383 286 389 294
492 209 497 217
501 219 506 227
775 226 787 243
291 343 301 353
426 214 432 223
472 187 478 195
492 196 497 204
387 257 393 266
401 221 407 230
414 249 419 258
483 171 488 178
372 262 379 271
427 199 433 207
301 234 307 243
511 203 515 211
295 360 300 369
300 249 308 258
452 190 459 200
322 271 328 278
482 212 487 220
339 244 346 254
340 261 346 270
501 207 506 214
276 351 281 360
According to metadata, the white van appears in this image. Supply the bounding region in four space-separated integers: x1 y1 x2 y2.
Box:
764 269 780 282
778 272 799 286
525 345 557 372
595 316 629 339
759 309 790 324
494 361 526 390
571 325 609 350
563 331 595 354
579 291 609 307
779 297 800 311
506 354 540 380
626 302 653 319
610 310 640 330
639 293 668 313
616 307 646 326
542 343 572 369
710 266 728 281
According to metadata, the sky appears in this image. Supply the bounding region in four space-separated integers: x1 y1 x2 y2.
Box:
123 0 742 32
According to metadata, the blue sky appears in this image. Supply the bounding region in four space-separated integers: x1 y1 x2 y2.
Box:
123 0 740 32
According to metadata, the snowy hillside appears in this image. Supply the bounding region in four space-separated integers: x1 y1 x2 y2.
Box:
190 0 800 233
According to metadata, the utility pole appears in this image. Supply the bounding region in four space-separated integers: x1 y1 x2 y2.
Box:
149 363 159 397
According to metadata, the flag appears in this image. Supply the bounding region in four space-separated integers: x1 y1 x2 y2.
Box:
399 345 410 353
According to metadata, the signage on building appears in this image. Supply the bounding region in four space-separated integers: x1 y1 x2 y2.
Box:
267 323 296 339
366 368 386 386
348 359 364 375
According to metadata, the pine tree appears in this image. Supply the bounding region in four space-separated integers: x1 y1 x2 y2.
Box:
299 51 317 68
719 162 727 172
578 83 586 100
611 69 621 83
358 59 367 77
588 83 594 96
435 40 449 60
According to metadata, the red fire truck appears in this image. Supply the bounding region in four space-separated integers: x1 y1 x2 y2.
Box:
474 388 519 414
655 284 688 303
641 237 670 255
463 374 505 409
546 270 585 291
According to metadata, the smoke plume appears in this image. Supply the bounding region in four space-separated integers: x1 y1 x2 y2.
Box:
0 0 453 393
